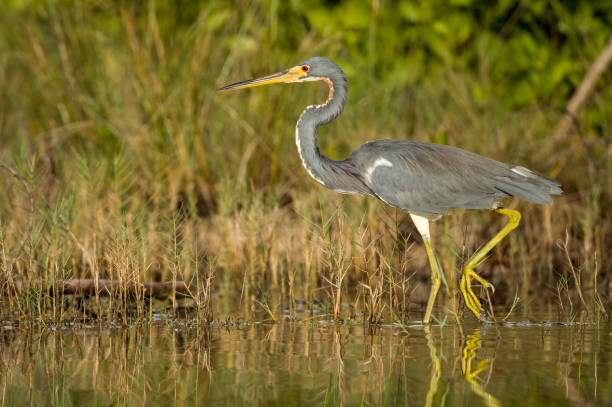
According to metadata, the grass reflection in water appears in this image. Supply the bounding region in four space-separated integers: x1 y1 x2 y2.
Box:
1 317 610 406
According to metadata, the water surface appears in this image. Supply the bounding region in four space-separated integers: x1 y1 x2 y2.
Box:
1 316 610 406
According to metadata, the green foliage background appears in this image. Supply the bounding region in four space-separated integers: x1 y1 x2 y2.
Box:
2 0 611 169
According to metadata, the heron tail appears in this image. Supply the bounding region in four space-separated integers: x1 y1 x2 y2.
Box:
495 166 563 204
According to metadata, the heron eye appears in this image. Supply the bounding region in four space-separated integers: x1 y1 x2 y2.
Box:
302 65 309 72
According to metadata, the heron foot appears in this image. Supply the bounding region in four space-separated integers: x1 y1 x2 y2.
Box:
460 267 495 319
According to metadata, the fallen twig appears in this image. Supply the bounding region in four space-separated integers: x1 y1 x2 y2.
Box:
10 279 192 299
555 36 612 139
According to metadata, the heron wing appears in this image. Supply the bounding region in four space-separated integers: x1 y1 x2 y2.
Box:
347 140 561 217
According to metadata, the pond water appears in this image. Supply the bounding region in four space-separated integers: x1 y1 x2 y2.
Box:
1 315 610 406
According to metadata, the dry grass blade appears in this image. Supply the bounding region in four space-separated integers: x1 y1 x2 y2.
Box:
0 160 34 274
557 230 588 313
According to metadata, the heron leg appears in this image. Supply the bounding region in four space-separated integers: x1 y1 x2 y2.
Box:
410 214 444 324
422 238 442 324
460 208 521 319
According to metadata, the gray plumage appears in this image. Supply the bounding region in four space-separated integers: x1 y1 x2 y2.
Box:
345 140 561 216
219 56 562 217
291 57 562 217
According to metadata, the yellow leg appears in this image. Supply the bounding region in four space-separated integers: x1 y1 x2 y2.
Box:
460 208 521 320
410 214 445 324
423 237 443 324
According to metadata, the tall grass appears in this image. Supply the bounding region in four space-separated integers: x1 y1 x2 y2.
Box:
0 2 609 324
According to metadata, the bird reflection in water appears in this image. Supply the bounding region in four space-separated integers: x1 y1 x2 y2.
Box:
424 325 442 407
461 328 501 407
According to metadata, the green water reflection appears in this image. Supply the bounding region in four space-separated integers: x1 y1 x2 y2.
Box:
1 320 610 406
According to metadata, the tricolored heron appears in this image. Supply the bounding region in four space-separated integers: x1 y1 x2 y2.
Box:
218 57 562 323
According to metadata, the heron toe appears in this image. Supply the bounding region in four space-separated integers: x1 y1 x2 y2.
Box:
460 272 482 317
460 268 495 319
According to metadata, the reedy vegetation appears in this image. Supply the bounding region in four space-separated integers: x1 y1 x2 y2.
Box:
0 1 610 324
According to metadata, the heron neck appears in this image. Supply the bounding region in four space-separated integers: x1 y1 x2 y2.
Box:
295 72 348 189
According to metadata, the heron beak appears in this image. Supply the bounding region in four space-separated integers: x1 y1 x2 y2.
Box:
217 66 306 92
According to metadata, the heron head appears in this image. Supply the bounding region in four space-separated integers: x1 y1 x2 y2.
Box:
217 57 340 92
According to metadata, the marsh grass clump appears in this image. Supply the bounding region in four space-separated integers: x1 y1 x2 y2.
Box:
1 2 611 325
